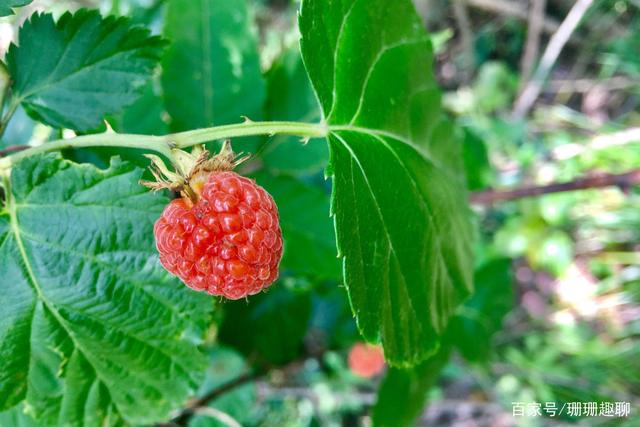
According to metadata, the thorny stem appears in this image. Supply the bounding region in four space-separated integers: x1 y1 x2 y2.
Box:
0 121 328 170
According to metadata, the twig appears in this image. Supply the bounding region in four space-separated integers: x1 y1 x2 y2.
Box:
520 0 547 85
452 0 474 83
470 170 640 204
464 0 559 33
0 144 29 157
512 0 595 119
167 371 258 426
543 76 638 94
192 407 242 427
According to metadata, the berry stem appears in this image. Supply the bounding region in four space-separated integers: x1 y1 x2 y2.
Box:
0 121 328 170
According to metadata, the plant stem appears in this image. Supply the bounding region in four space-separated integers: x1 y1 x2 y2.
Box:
0 98 19 140
470 170 640 204
0 121 328 170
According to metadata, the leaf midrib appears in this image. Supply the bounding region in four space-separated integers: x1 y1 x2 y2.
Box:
328 125 453 181
333 133 422 345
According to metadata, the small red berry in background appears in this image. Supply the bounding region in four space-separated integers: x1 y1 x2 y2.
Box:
142 141 283 299
348 343 386 378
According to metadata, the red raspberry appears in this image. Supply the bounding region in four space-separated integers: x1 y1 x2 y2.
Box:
348 343 386 378
145 144 283 300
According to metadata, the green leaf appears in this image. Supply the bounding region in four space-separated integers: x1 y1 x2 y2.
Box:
446 259 514 362
299 0 474 366
0 154 212 425
218 285 311 365
462 127 493 191
0 404 41 427
372 347 450 427
252 171 339 280
6 10 165 131
0 0 32 17
162 0 265 132
262 46 328 176
110 79 168 135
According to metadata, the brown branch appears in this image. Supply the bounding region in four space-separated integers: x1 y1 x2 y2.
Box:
159 354 322 426
0 145 29 157
160 371 259 426
470 170 640 204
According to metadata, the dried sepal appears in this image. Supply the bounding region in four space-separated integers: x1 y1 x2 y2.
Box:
140 140 251 205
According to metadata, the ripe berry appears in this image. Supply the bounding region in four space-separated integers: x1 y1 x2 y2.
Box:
143 142 283 299
348 343 385 378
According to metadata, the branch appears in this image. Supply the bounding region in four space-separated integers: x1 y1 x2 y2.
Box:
519 0 547 84
0 144 29 157
470 170 640 204
452 0 474 83
512 0 595 119
543 76 637 94
165 371 258 426
192 407 242 427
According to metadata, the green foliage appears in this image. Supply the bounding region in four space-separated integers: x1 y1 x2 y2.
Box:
462 127 493 191
372 347 450 427
0 154 212 425
299 0 474 366
162 0 264 132
5 0 638 425
0 404 41 427
262 47 327 176
189 347 256 427
111 80 168 135
6 10 165 131
495 212 573 276
0 0 32 17
447 258 514 362
253 170 339 279
218 285 311 365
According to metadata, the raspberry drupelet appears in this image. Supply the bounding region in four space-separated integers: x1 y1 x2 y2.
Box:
142 142 283 299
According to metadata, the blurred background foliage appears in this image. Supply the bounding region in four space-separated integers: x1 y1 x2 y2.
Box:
0 0 639 425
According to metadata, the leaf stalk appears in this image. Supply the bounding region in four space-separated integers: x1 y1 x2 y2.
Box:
0 121 328 170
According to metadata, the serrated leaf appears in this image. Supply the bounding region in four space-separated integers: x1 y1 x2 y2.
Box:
372 347 450 427
252 171 339 280
0 154 212 425
0 0 32 17
299 0 474 366
446 259 514 362
262 46 328 176
162 0 265 132
6 10 164 131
